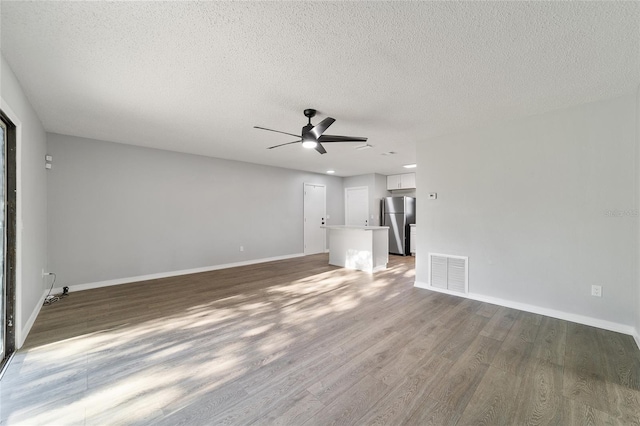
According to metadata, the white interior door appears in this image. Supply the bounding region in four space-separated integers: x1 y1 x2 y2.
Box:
345 186 369 226
304 183 326 255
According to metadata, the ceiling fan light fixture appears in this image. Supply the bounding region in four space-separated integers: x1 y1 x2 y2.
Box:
302 140 318 149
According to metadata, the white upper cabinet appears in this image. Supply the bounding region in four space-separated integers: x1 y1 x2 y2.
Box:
386 174 402 190
401 173 416 189
387 173 416 190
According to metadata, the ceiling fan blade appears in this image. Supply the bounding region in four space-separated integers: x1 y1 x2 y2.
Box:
309 117 336 139
314 143 327 154
267 140 302 149
318 135 368 143
254 126 301 138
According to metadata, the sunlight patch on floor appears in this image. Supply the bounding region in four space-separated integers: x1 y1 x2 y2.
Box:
329 294 359 311
241 323 275 337
2 256 418 424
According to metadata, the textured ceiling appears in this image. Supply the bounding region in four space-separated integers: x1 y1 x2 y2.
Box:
1 1 639 177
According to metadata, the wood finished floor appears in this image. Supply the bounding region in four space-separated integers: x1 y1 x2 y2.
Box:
1 254 639 425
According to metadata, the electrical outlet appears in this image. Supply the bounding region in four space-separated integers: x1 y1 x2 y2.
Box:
240 246 244 252
591 285 602 297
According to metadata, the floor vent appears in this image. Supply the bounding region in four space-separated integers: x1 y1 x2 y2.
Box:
429 253 468 294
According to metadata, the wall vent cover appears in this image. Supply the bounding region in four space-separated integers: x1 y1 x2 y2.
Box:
429 253 468 294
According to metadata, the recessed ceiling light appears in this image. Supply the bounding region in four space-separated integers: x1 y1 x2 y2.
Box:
403 164 417 168
326 170 335 174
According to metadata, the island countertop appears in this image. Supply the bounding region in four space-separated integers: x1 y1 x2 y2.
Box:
321 225 389 230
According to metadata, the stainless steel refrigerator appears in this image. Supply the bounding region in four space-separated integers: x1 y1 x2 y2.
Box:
382 197 416 255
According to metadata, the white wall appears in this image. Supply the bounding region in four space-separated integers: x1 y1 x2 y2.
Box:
1 54 48 348
416 94 639 333
636 85 640 347
343 174 373 190
373 173 390 226
47 133 344 288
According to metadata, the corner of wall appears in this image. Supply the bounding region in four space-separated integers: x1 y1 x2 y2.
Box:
636 83 640 351
1 53 48 349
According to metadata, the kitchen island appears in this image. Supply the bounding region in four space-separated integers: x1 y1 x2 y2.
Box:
321 225 389 273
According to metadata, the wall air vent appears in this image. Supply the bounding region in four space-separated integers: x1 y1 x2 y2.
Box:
429 253 468 294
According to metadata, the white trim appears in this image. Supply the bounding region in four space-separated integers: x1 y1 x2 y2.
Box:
18 289 47 348
0 98 23 349
414 280 637 337
634 331 640 352
415 281 466 298
51 253 305 294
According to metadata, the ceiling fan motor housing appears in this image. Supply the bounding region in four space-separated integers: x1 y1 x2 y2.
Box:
302 123 314 135
301 123 316 148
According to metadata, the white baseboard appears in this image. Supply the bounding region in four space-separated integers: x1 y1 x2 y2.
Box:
17 289 47 348
52 253 305 294
414 281 637 338
634 332 640 352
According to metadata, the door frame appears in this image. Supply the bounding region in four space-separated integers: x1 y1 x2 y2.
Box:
344 186 369 227
303 183 326 255
0 109 17 374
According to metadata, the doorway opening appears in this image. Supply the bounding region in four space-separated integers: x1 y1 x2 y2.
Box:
0 111 17 374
